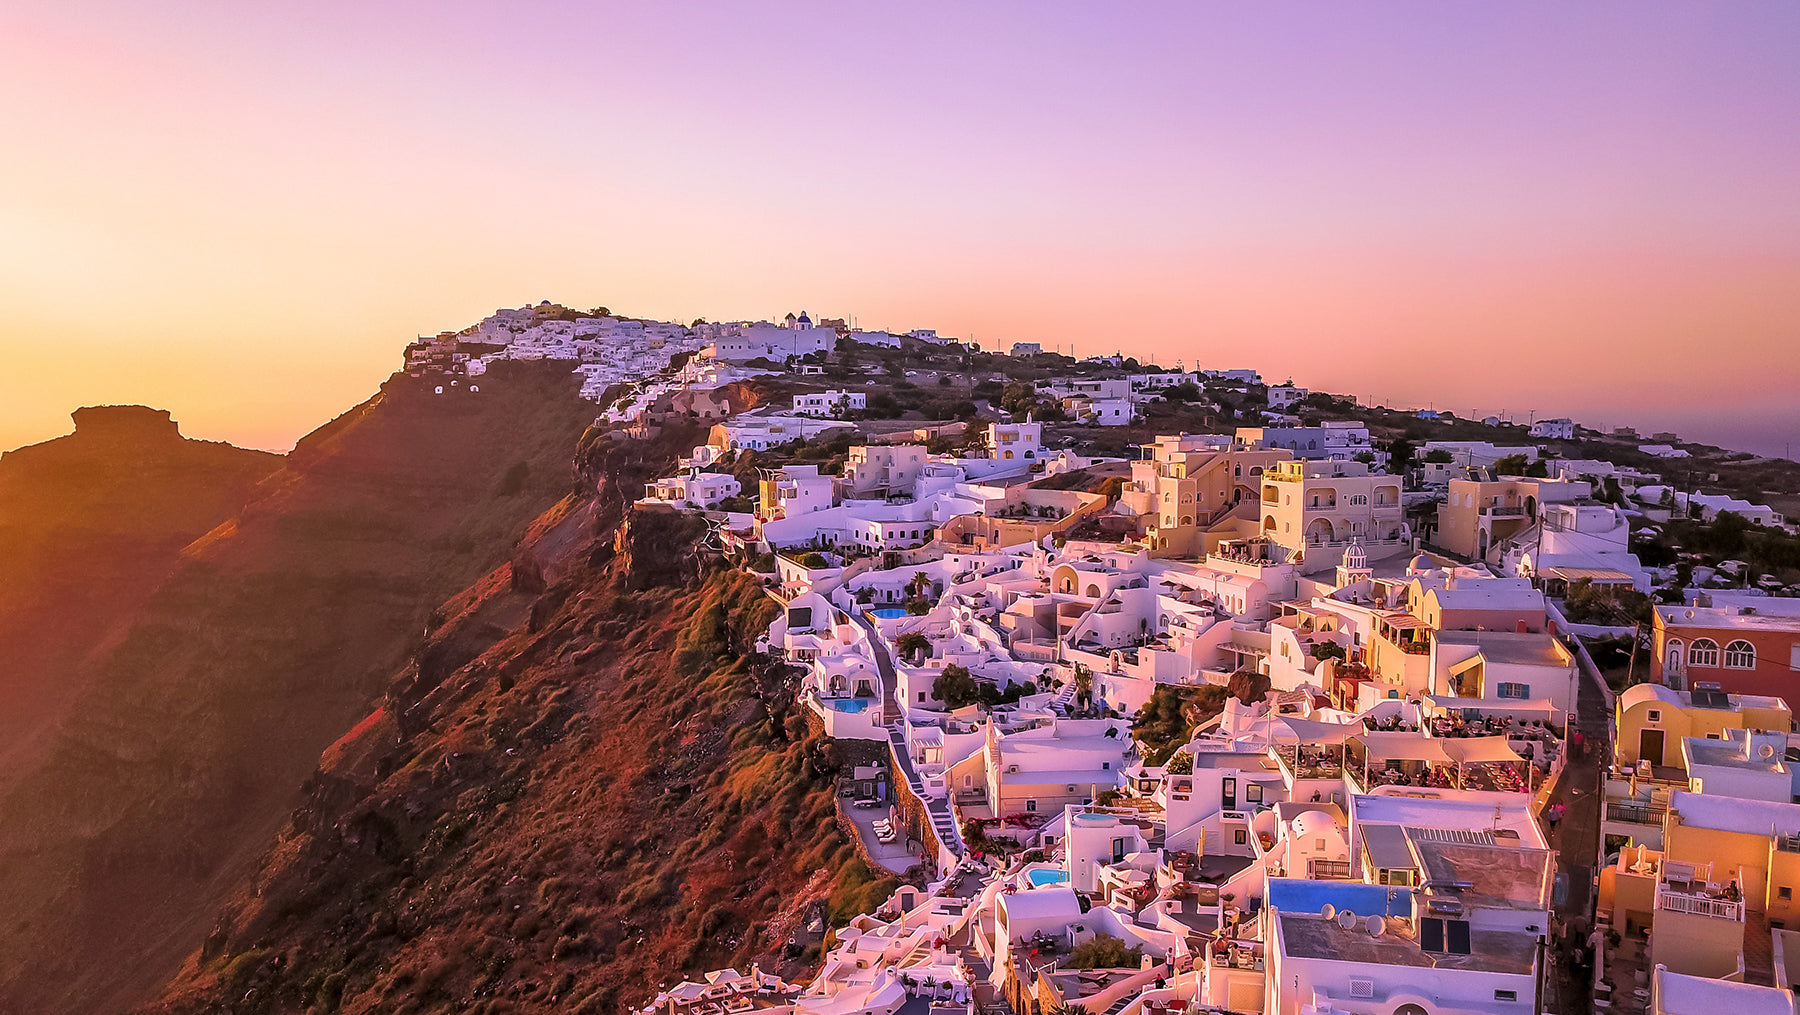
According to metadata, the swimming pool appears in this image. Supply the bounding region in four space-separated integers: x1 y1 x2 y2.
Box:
829 698 873 713
868 607 909 619
1026 868 1070 887
1265 877 1410 917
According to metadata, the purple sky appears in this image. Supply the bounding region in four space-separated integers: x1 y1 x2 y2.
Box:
2 2 1797 456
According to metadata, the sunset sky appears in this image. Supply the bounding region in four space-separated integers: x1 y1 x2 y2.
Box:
2 2 1797 456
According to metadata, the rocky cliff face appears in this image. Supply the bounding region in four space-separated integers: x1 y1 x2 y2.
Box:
134 458 886 1015
0 363 598 1015
0 406 282 784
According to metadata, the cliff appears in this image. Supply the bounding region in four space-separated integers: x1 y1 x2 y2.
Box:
135 459 886 1014
0 406 282 784
0 363 599 1015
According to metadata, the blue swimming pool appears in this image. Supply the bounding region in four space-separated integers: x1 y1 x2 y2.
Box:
1026 868 1070 887
1265 877 1410 917
868 607 909 619
829 698 873 713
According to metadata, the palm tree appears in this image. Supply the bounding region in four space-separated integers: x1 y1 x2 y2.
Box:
1072 663 1094 713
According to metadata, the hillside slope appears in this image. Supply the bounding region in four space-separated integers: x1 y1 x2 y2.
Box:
0 406 283 778
136 454 885 1015
0 363 597 1015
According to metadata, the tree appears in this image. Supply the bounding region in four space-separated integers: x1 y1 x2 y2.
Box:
896 632 931 663
1423 449 1455 464
1311 641 1347 662
999 381 1039 416
798 552 829 569
1162 382 1202 403
1709 510 1751 557
1493 453 1530 476
1071 663 1095 712
932 664 979 710
1387 439 1417 474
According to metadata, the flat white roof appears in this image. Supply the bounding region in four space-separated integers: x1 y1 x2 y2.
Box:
1655 966 1799 1015
1668 790 1800 838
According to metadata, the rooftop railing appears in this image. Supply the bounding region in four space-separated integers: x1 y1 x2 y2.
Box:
1655 883 1744 921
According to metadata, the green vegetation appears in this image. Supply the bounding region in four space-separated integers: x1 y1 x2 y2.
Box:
895 632 931 662
932 664 978 709
828 856 900 925
1492 453 1548 478
1132 685 1228 765
1560 578 1654 626
1068 933 1143 969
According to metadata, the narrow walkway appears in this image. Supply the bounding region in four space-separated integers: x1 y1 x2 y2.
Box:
1545 627 1613 1015
852 610 966 858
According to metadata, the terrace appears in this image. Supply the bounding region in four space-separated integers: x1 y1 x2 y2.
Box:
1655 860 1746 922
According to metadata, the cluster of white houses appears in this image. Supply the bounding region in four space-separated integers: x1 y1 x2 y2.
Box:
443 313 1792 1015
633 414 1711 1015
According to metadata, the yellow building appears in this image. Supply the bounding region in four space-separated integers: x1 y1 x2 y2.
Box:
1121 434 1284 558
1435 477 1587 562
1646 792 1800 980
1616 684 1791 772
1259 460 1407 570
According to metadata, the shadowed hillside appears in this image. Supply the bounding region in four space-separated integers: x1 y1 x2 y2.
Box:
0 406 283 777
132 439 886 1015
0 363 597 1015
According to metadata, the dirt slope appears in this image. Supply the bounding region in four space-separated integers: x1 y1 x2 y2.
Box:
135 467 885 1014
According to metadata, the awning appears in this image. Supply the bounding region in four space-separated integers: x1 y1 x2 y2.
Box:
1445 736 1527 765
1544 567 1636 585
1270 717 1359 745
1357 731 1455 763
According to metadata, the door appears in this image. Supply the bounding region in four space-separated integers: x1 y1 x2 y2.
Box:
1222 777 1237 811
1639 728 1666 767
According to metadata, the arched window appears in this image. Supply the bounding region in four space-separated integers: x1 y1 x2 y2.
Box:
1085 584 1100 598
1724 640 1756 669
1180 516 1193 526
1689 638 1720 668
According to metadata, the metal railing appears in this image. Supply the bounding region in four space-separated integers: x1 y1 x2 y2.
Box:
1605 800 1667 825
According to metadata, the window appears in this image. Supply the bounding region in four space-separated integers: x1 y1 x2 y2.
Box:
1025 799 1037 812
1725 640 1757 669
1495 990 1518 1002
1348 979 1375 1000
1246 784 1264 803
1234 829 1248 845
1689 638 1720 667
1102 761 1110 770
1646 709 1661 723
1497 682 1529 699
1781 886 1792 901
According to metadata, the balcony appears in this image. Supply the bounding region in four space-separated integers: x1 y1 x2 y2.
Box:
1605 800 1667 825
1654 882 1744 921
1308 859 1353 880
1482 505 1528 517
